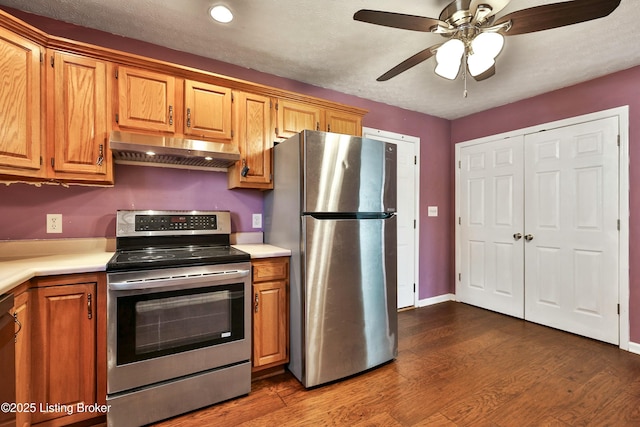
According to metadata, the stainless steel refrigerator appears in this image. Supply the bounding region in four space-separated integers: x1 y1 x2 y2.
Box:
264 130 398 388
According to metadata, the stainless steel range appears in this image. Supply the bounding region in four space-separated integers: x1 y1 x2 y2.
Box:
106 210 251 427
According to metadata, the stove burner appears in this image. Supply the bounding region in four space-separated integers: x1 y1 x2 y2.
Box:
129 253 177 262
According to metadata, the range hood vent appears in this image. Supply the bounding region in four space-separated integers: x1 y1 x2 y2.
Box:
109 131 240 171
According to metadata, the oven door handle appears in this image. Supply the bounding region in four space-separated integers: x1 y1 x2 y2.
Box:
108 269 250 291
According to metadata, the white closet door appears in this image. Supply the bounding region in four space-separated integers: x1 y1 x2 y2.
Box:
458 136 525 318
524 117 619 344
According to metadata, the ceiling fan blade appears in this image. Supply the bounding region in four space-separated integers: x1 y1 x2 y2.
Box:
469 0 510 22
376 45 440 81
354 9 446 32
495 0 621 36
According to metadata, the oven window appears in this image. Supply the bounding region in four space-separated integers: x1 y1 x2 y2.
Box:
116 283 244 365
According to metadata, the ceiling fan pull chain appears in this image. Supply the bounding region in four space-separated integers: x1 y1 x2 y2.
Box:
463 53 468 98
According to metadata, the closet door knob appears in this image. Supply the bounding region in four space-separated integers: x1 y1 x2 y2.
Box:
524 234 534 242
513 233 523 241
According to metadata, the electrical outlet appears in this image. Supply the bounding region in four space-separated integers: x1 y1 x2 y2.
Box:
46 214 63 233
252 213 262 228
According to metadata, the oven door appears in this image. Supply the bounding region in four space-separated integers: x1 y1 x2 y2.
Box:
107 262 251 394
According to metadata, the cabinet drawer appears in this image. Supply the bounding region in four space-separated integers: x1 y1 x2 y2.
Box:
252 258 288 282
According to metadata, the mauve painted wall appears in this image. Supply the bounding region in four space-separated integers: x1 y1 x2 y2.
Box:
451 66 640 344
0 8 453 301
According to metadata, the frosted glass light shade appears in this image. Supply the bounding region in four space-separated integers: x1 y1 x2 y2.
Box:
468 32 504 77
471 32 504 59
435 39 465 80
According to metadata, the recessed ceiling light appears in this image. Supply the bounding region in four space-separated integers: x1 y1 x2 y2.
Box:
209 5 233 23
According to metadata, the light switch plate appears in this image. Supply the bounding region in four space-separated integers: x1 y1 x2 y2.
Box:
427 206 438 217
252 213 262 228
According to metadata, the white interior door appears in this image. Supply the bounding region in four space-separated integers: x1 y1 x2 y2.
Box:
363 128 418 309
458 136 525 318
524 117 619 344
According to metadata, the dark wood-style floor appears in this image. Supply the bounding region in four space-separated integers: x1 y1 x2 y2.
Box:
153 302 640 426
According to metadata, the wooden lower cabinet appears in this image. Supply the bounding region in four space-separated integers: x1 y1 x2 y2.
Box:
15 273 107 427
251 257 289 374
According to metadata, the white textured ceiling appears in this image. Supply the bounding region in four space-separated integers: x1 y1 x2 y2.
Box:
1 0 638 120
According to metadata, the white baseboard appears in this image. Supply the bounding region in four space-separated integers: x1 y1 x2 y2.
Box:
417 293 455 308
628 341 640 356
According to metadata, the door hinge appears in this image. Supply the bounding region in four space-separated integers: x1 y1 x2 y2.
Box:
458 217 461 225
39 156 43 166
413 283 416 292
617 304 620 315
414 156 417 165
413 219 416 229
458 273 461 281
231 92 234 103
115 113 119 124
115 69 118 79
231 129 234 138
458 160 461 169
275 102 279 111
40 51 44 63
50 158 54 167
50 55 54 67
617 219 620 231
617 135 620 147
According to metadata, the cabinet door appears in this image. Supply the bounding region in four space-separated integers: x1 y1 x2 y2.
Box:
253 280 288 368
117 66 175 133
252 258 289 369
326 110 362 136
11 290 30 427
184 79 232 141
0 27 43 176
50 51 111 181
31 282 97 425
275 99 322 139
229 91 272 189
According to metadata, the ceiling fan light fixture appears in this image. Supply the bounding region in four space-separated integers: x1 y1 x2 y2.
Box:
467 54 495 77
471 32 504 59
435 39 465 80
209 5 233 23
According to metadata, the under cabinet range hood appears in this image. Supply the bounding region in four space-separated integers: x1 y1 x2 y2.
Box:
109 131 240 171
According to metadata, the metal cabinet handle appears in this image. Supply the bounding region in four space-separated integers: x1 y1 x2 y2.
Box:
14 312 22 343
186 107 191 128
524 234 534 242
96 144 104 166
513 233 523 241
168 105 174 126
88 293 93 319
254 293 259 313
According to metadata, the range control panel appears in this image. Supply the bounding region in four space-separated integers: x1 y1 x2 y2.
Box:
116 210 231 237
135 214 217 231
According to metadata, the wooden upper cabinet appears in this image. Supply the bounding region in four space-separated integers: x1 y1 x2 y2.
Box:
229 91 273 190
275 99 322 139
49 51 111 182
116 66 176 133
326 109 362 136
0 26 43 177
184 79 232 141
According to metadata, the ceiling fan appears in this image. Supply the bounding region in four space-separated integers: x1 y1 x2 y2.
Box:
354 0 621 83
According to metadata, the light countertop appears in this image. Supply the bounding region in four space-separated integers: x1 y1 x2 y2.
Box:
232 244 291 259
0 238 290 296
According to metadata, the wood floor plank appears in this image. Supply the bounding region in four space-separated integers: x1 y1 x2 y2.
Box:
150 302 640 427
